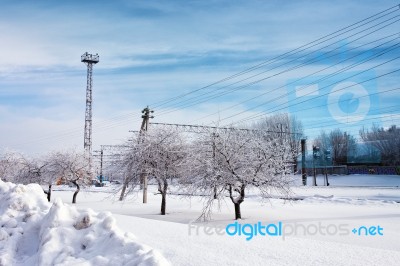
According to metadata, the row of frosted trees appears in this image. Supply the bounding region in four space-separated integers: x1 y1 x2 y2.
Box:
1 114 301 220
313 125 400 166
0 150 89 203
114 123 296 220
0 127 294 220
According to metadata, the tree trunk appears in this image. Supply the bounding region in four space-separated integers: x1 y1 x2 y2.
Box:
159 181 167 215
234 203 242 220
161 192 167 215
119 182 127 201
72 180 80 204
213 186 217 199
121 162 134 201
228 184 245 220
47 184 52 202
142 173 148 204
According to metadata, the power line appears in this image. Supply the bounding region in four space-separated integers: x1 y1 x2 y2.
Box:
217 42 400 124
187 33 400 124
149 4 400 109
150 10 400 116
8 5 400 149
152 17 400 121
305 114 400 135
304 104 400 130
10 116 144 148
224 58 400 127
149 122 301 135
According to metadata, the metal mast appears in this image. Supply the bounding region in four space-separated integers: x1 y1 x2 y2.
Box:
81 52 99 175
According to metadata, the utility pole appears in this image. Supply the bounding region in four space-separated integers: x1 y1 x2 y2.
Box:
301 139 307 186
324 149 331 186
119 107 154 202
140 106 154 132
81 52 99 178
139 106 154 204
312 145 320 186
212 132 218 199
93 147 104 186
99 148 104 185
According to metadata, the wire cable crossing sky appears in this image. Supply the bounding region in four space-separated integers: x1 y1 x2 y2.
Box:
0 0 399 154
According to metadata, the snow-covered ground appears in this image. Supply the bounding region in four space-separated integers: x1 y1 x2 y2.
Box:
48 174 400 266
287 174 400 202
1 174 400 265
0 180 169 266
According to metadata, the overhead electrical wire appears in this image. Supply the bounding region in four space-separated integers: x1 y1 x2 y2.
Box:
303 104 400 129
214 42 400 125
188 33 400 124
149 4 400 110
258 87 400 130
10 5 400 148
222 56 400 127
150 10 400 118
305 113 400 134
229 68 400 128
151 24 400 123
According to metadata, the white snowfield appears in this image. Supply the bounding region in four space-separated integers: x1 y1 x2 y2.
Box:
1 175 400 266
53 174 400 266
0 180 170 266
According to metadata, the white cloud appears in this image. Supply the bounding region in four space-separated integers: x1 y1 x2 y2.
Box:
0 0 399 154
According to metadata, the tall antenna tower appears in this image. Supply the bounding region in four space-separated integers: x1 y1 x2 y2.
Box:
81 52 99 174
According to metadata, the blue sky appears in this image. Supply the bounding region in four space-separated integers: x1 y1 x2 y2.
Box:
0 0 399 154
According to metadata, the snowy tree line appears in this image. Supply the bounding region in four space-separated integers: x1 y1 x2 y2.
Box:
2 114 398 220
360 125 400 165
0 117 298 220
313 124 400 166
0 150 90 203
108 117 400 219
114 114 299 220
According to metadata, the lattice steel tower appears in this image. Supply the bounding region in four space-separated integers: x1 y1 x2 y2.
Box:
81 52 99 173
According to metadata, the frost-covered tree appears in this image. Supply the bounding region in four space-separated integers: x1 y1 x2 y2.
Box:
0 152 42 184
314 129 357 165
143 127 186 215
184 127 293 220
119 127 186 215
0 150 90 203
0 151 57 201
330 129 357 164
18 156 50 196
44 150 90 203
117 144 142 201
255 113 304 173
0 151 25 182
360 124 400 165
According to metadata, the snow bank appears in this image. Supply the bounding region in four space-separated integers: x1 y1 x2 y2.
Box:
0 180 170 266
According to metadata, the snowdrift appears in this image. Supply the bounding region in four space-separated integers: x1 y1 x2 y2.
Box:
0 180 170 266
